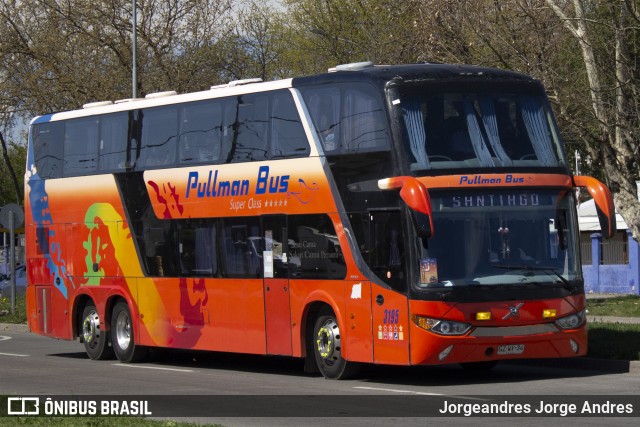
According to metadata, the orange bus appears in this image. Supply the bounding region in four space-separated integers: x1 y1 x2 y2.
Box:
25 62 615 379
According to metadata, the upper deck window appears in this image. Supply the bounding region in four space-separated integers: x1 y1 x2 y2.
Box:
300 82 391 154
397 84 566 171
30 89 310 179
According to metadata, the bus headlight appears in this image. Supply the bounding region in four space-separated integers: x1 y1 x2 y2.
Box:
554 310 586 330
412 315 472 336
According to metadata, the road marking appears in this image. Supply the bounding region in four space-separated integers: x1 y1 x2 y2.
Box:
354 386 444 396
112 364 195 373
353 386 487 401
0 352 29 357
0 335 12 341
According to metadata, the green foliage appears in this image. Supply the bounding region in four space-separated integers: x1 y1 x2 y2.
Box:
0 138 26 207
0 294 27 324
588 322 640 360
587 295 640 318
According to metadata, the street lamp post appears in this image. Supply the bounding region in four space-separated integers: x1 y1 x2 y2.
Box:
132 0 137 99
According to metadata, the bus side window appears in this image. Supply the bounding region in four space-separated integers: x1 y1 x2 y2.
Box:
288 214 346 280
301 86 341 152
33 122 64 179
138 106 178 169
220 218 261 278
64 117 99 176
178 219 219 276
269 91 309 159
179 100 222 165
99 112 129 171
369 211 406 291
342 86 389 152
233 94 269 163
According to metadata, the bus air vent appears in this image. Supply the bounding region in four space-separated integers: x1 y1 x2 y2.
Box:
82 101 113 109
211 78 263 90
331 61 374 72
228 78 263 87
114 98 143 104
145 91 178 99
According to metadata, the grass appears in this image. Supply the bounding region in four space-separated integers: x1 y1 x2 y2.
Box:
586 295 640 317
0 417 221 427
0 295 27 324
587 322 640 360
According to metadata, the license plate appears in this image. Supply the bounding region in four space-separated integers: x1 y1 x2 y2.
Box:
497 344 525 355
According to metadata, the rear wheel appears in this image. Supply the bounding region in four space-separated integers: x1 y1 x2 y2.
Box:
81 303 113 360
312 309 358 379
111 301 148 363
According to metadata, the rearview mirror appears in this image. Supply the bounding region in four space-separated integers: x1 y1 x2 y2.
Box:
573 176 616 239
379 176 434 238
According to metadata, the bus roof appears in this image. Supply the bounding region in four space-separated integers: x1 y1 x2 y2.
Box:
31 78 293 125
291 62 538 87
30 63 538 126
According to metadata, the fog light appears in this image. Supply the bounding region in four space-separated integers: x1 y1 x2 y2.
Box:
439 345 454 361
570 339 579 354
476 312 491 320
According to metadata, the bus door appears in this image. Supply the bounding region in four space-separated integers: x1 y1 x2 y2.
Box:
262 215 293 355
368 210 411 365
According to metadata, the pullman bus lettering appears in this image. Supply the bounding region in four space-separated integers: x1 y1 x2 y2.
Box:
186 165 289 199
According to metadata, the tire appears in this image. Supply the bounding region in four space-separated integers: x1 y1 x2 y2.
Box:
111 301 148 363
460 361 499 371
312 309 358 379
81 303 114 360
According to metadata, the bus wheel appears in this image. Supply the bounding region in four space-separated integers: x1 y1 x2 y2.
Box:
312 310 358 379
81 303 113 360
111 301 148 363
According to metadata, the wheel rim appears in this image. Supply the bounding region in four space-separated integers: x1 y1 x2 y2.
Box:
316 317 342 366
115 310 132 350
82 309 100 347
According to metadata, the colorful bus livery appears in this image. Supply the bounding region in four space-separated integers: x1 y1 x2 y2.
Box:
25 63 616 379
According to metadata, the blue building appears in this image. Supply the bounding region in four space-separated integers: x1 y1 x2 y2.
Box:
579 199 639 295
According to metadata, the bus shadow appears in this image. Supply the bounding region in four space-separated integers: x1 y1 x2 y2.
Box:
48 349 622 385
356 360 620 387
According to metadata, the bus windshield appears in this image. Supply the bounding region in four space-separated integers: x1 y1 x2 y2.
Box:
396 83 567 171
416 189 580 289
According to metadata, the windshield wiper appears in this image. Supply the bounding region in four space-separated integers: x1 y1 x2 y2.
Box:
492 265 576 291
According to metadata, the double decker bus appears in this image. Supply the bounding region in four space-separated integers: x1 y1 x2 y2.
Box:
25 62 615 379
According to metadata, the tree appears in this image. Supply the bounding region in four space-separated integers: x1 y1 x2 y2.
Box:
0 130 25 206
544 0 640 239
406 0 639 240
281 0 421 74
0 0 238 117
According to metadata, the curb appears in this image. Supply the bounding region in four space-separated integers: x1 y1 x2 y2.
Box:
0 323 29 333
588 316 640 324
507 357 640 375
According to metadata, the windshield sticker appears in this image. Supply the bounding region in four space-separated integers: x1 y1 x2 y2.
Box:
377 324 404 341
420 258 439 285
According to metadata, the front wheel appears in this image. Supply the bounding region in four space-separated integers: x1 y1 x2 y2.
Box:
81 303 113 360
312 310 358 379
111 301 148 363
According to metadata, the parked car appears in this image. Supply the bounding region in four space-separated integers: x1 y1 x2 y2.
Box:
0 265 26 297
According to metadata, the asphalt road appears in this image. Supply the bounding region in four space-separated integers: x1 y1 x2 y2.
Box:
1 330 639 426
